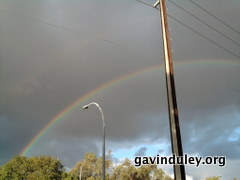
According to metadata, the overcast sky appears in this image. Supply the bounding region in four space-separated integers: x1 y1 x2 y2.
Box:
0 0 240 179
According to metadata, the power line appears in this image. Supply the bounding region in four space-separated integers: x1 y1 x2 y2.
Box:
136 0 240 59
167 14 240 59
228 86 240 93
0 8 116 46
0 8 160 58
136 0 153 8
1 3 239 59
187 0 240 36
168 0 240 48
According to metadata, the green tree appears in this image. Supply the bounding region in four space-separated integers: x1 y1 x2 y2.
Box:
0 155 64 180
0 155 30 180
151 165 173 180
28 156 64 180
110 159 172 180
69 152 112 180
205 176 221 180
0 153 180 180
110 158 138 180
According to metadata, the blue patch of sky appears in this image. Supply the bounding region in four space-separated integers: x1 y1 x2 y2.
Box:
228 127 240 142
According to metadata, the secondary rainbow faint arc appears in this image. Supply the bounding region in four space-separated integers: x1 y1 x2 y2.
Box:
20 59 240 156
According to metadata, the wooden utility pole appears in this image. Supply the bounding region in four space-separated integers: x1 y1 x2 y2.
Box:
154 0 186 179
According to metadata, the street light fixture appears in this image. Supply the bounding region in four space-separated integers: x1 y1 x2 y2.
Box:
82 102 105 180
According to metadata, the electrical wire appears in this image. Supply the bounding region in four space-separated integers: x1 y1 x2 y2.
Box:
167 14 240 59
136 0 240 59
228 86 240 93
168 0 240 47
136 0 153 8
187 0 240 36
0 8 160 58
1 2 239 59
0 8 116 46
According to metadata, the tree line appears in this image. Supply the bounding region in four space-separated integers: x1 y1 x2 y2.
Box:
0 152 237 180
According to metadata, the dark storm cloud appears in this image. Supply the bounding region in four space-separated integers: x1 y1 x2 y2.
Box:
29 135 100 167
181 106 240 159
0 0 240 178
47 63 239 160
134 147 147 156
158 149 165 154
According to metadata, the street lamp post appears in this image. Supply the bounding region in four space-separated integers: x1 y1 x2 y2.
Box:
82 102 105 180
79 164 83 180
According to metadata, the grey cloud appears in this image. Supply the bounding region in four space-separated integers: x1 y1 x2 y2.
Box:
0 0 239 179
27 134 101 167
134 147 147 156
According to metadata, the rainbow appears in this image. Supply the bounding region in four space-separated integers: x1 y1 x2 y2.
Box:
20 59 240 156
